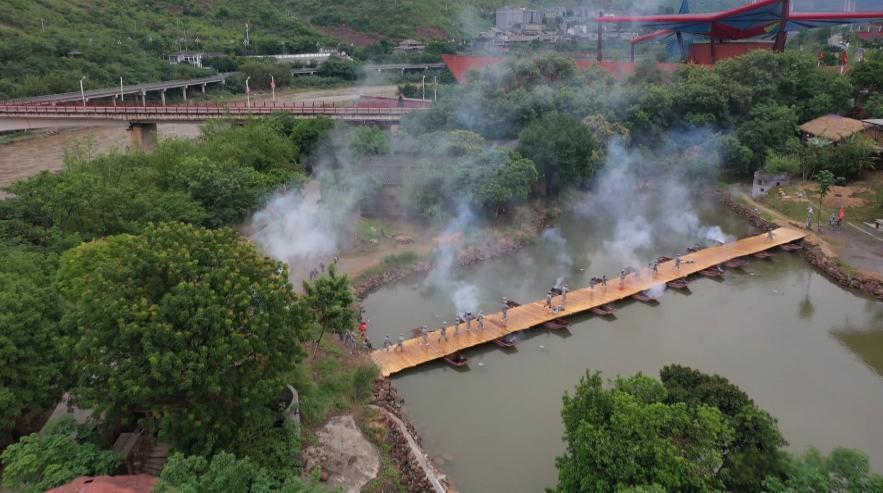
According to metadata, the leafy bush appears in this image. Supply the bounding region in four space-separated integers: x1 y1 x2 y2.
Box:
156 451 325 493
346 127 391 158
1 416 118 493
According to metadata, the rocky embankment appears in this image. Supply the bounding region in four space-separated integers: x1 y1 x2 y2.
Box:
372 379 450 493
716 189 883 300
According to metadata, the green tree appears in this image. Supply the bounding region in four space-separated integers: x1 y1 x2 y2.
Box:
849 60 883 98
318 56 360 80
1 417 118 493
302 264 356 354
736 103 799 174
0 245 64 444
169 156 267 228
552 371 733 493
55 222 310 454
764 448 883 493
346 126 391 158
815 169 836 231
465 150 538 215
660 365 786 493
517 112 599 194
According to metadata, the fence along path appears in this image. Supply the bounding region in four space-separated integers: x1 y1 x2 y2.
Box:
370 227 808 377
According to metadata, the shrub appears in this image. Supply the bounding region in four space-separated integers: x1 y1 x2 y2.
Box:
0 417 118 493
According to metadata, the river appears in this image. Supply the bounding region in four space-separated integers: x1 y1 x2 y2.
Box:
362 200 883 493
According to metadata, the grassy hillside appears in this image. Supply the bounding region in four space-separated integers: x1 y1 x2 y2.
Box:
0 0 760 99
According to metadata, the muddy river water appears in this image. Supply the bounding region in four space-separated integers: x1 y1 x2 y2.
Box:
363 202 883 492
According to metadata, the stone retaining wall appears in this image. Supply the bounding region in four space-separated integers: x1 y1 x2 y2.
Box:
373 379 451 492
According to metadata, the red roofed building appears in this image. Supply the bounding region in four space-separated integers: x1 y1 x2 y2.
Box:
46 475 158 493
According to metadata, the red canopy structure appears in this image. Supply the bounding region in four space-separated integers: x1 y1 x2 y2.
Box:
595 0 883 63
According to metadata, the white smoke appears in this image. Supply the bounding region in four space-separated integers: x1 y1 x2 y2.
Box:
247 127 378 283
541 227 573 287
576 131 726 268
425 203 480 315
645 282 666 298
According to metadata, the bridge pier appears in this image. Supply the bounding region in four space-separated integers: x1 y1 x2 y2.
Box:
160 89 166 106
128 122 157 151
182 86 187 101
201 83 206 95
140 90 146 106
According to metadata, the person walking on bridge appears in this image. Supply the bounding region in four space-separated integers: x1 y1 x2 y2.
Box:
477 311 485 331
454 315 462 336
420 326 429 347
502 299 509 325
620 269 626 288
675 255 681 271
602 275 608 289
561 285 568 304
466 313 473 332
383 335 391 351
546 290 553 309
439 322 448 342
767 226 774 241
397 333 404 351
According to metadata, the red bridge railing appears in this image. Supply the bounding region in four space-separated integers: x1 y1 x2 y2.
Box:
0 102 426 118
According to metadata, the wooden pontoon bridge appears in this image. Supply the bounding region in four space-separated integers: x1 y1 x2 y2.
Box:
370 227 807 377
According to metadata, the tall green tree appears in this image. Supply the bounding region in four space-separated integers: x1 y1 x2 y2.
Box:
660 365 786 493
302 264 357 354
0 245 65 444
517 112 599 194
55 222 311 454
553 371 733 493
815 169 836 231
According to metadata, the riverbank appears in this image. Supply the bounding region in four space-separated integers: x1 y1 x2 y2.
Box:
716 188 883 300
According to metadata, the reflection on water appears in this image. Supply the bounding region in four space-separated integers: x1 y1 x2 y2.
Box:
363 202 883 493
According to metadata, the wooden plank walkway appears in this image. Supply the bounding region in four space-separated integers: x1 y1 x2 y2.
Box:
370 227 807 377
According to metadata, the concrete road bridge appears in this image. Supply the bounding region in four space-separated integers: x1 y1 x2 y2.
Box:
10 74 231 105
0 102 424 148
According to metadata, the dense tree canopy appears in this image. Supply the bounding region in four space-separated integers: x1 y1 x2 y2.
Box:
0 245 64 443
553 371 733 493
660 365 786 493
517 112 600 192
55 222 312 454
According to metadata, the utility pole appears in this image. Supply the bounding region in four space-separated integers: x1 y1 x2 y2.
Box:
245 76 251 107
120 77 124 102
433 76 438 102
244 21 250 46
422 75 426 100
79 76 87 107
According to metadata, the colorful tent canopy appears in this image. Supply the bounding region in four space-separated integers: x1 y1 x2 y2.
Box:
596 0 883 42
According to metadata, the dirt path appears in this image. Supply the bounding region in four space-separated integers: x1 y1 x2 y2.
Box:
740 192 883 281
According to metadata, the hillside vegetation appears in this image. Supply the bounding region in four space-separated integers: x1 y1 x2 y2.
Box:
0 0 752 100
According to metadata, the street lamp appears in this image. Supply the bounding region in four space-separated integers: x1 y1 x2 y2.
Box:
245 76 251 107
79 76 86 107
421 75 426 100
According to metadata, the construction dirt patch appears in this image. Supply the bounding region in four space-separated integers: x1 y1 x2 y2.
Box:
304 414 380 492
